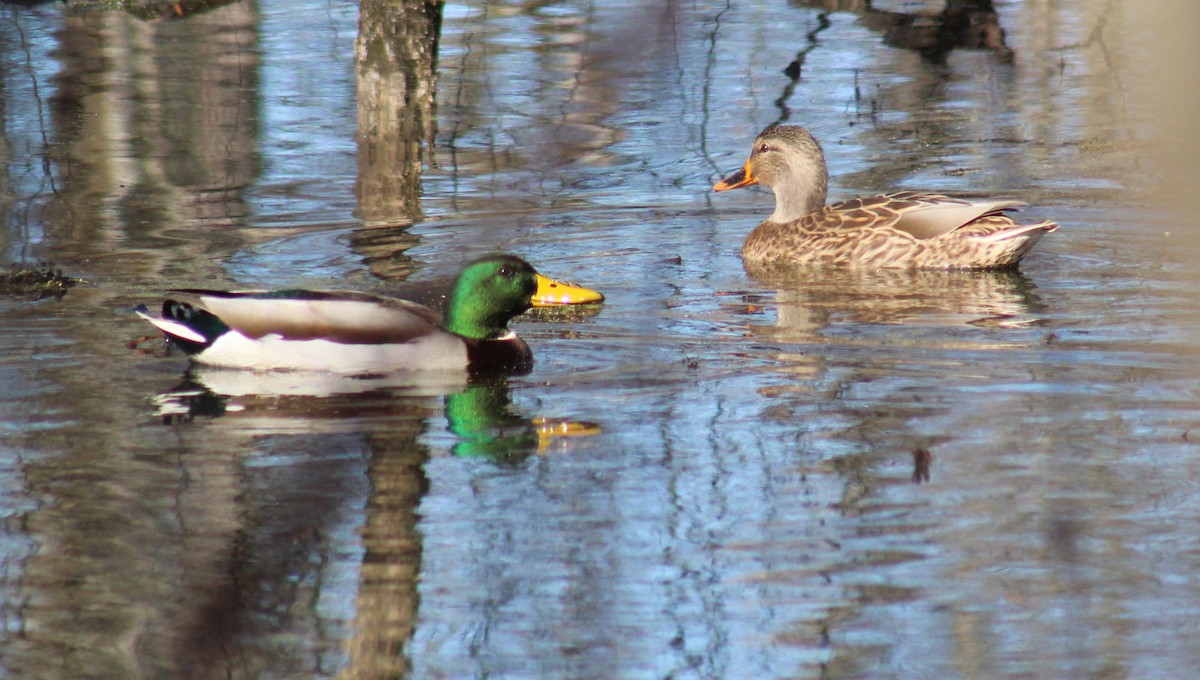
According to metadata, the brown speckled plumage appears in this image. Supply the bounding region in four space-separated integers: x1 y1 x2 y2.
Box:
714 125 1057 270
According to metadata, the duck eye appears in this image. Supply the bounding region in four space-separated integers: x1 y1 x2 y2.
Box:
497 265 515 278
757 142 771 154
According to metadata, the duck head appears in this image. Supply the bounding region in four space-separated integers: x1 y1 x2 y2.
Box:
713 124 830 223
443 255 542 340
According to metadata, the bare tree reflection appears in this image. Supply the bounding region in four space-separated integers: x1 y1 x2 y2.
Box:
775 12 832 120
339 18 449 669
756 1 1030 195
7 1 261 281
165 393 434 680
67 1 245 22
145 370 593 678
791 0 1012 67
341 428 429 680
776 1 1014 124
351 0 443 281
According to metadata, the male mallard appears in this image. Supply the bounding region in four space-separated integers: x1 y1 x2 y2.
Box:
713 124 1057 269
136 254 601 375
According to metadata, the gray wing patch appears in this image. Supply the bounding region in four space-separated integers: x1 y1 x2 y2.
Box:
196 292 444 344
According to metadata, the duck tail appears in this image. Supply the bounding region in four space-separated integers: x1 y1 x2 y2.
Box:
980 220 1059 243
135 300 229 354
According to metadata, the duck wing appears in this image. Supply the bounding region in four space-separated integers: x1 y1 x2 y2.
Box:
824 192 1027 240
174 289 445 344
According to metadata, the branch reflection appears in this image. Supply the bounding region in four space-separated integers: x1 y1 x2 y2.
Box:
792 0 1012 66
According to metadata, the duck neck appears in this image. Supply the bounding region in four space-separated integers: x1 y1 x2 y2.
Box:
768 161 828 223
444 296 511 341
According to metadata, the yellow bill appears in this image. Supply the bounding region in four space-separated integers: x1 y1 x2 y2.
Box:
533 417 603 454
532 274 605 306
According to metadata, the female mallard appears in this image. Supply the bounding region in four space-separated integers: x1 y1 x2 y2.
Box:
713 124 1057 269
136 254 602 375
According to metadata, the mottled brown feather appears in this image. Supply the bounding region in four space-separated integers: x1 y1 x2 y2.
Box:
715 126 1057 269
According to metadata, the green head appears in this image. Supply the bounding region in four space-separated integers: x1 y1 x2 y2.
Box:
443 254 538 340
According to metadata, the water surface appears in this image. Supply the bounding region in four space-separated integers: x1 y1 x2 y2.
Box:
1 1 1198 678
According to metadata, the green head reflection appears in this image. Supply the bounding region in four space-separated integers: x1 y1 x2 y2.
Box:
445 381 599 460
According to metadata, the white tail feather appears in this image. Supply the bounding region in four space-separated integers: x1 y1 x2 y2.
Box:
136 310 208 344
979 220 1058 243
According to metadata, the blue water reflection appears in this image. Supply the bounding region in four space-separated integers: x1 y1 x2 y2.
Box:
1 0 1199 678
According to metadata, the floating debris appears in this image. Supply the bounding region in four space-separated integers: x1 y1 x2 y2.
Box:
0 264 82 300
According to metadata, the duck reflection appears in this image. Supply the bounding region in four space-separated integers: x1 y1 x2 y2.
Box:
445 378 601 460
146 368 596 677
745 264 1047 342
737 264 1045 403
153 368 598 462
733 266 1045 498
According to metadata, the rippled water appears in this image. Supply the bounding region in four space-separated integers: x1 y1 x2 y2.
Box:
2 1 1199 678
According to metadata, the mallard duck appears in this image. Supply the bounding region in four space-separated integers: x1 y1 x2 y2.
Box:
713 124 1057 269
136 254 602 375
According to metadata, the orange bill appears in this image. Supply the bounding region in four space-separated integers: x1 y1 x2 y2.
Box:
713 160 758 191
532 274 605 306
